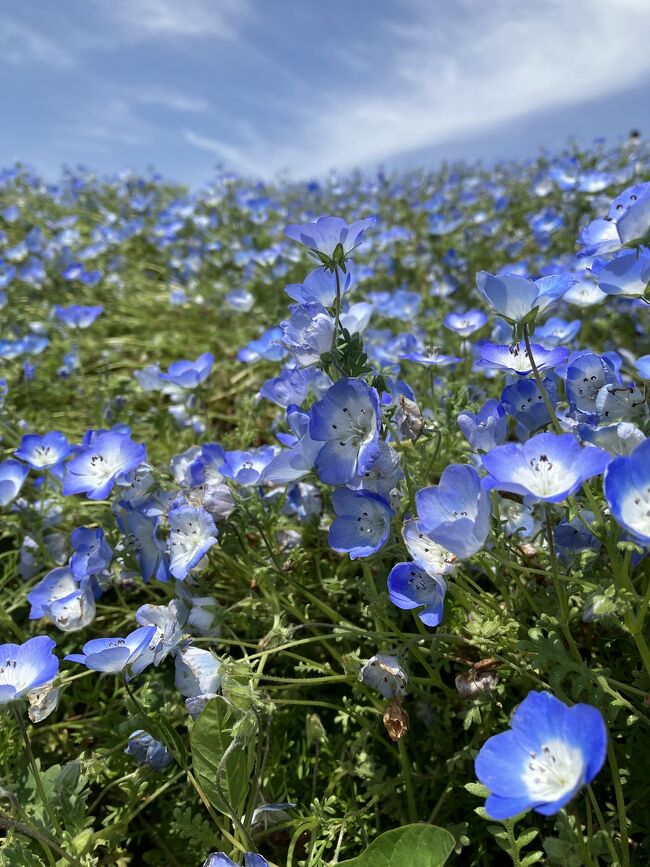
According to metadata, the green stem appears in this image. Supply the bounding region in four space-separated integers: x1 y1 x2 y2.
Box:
398 739 418 822
13 707 64 839
607 739 629 867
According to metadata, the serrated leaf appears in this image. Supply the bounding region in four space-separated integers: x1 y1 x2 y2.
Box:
190 696 253 818
337 824 455 866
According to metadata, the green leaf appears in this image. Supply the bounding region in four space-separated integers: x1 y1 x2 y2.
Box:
337 824 455 866
190 696 253 818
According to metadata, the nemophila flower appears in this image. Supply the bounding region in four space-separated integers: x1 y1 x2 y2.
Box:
264 407 323 484
65 625 156 674
161 352 214 389
259 367 310 408
168 504 218 580
443 309 488 337
70 527 112 579
387 562 447 626
594 249 650 298
238 326 286 363
579 181 650 257
0 636 59 704
457 399 508 453
502 376 558 437
27 682 60 723
28 566 96 632
134 601 183 669
479 342 568 376
285 265 353 306
281 481 322 521
115 506 169 583
400 346 461 367
309 377 381 485
175 646 222 701
603 438 650 543
125 730 173 771
221 446 276 486
475 691 607 819
0 458 29 506
284 215 375 260
188 443 226 487
535 318 581 349
63 431 146 500
203 853 268 867
482 432 610 503
53 304 103 328
476 271 573 322
359 653 407 700
347 440 402 495
594 382 647 423
328 488 393 559
280 302 334 366
402 519 457 577
578 422 646 457
15 431 71 469
415 464 490 558
565 352 619 422
554 511 600 561
225 288 254 311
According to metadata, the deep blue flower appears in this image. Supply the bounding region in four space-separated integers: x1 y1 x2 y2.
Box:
63 431 146 500
15 431 71 469
161 352 214 389
188 443 226 487
415 464 490 558
309 378 381 485
482 432 610 503
65 625 156 674
347 440 402 494
285 215 375 258
70 527 113 579
328 488 393 559
479 342 568 376
565 352 620 423
387 562 446 626
502 376 558 437
457 399 508 453
475 691 607 819
114 505 169 583
0 636 59 704
221 446 276 486
53 304 103 328
603 438 650 544
0 458 29 506
168 504 218 580
125 730 173 771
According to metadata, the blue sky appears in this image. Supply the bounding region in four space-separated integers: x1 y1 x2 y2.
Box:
3 0 650 186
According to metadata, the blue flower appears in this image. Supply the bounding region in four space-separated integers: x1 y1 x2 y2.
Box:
285 215 375 258
221 446 276 486
53 304 103 328
594 249 650 298
168 504 218 580
502 376 558 437
534 318 581 349
15 431 71 469
565 352 620 423
415 464 490 558
175 646 223 717
0 458 29 506
0 636 59 704
457 399 508 453
579 182 650 257
280 302 334 366
259 367 310 408
264 407 323 484
578 422 646 457
400 347 461 367
70 527 113 579
65 625 156 674
309 378 381 485
188 443 226 487
476 272 573 322
603 438 650 544
402 518 458 577
63 431 146 500
203 853 268 867
28 566 96 632
443 309 488 337
475 691 607 819
161 352 214 389
134 601 184 669
115 505 169 583
238 327 286 363
347 440 402 494
482 432 610 503
479 342 568 376
125 730 173 771
328 488 393 559
387 562 446 627
285 265 353 306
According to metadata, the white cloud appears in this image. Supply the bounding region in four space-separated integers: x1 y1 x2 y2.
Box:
103 0 247 39
187 0 650 178
182 130 263 176
0 16 75 67
136 88 208 113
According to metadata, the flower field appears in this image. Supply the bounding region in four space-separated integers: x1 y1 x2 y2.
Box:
1 142 650 866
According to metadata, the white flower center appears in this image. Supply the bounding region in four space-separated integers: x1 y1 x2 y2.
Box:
522 739 584 802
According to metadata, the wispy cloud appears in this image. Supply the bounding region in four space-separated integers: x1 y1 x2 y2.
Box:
100 0 248 40
187 0 650 178
136 88 209 113
182 130 263 176
0 16 75 67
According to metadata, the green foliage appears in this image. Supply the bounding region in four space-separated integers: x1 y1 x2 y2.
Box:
337 824 456 866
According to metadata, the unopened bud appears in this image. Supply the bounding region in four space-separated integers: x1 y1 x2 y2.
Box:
393 394 423 442
383 697 409 741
